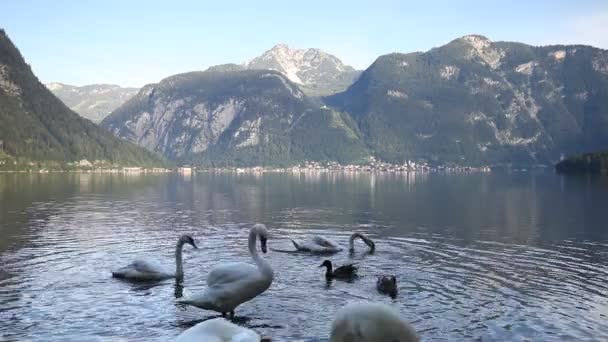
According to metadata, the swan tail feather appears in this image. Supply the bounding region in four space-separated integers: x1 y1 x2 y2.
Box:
290 239 301 250
111 271 125 279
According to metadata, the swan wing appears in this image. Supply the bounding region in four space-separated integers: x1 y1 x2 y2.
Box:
207 262 259 287
292 238 342 253
181 270 269 314
112 257 172 280
131 258 168 274
312 235 340 248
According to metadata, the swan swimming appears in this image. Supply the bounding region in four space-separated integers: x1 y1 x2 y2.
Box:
329 301 419 342
175 317 270 342
178 224 273 318
291 232 375 254
112 234 197 282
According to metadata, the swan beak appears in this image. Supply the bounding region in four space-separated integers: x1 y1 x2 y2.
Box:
190 241 198 249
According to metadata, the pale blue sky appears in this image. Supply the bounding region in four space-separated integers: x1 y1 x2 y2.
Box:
2 0 607 87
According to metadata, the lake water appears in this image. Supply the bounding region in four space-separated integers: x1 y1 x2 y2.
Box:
0 171 607 341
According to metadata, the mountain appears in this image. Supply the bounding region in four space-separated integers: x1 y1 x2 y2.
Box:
556 151 608 174
247 44 361 96
327 35 608 165
0 29 165 168
101 66 369 166
46 83 138 123
102 35 608 167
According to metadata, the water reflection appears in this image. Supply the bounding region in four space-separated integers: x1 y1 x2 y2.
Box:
0 171 607 340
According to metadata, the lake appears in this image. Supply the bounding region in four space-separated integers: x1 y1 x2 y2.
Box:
0 171 607 341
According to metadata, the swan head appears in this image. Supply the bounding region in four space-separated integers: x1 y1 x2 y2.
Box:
252 223 269 253
319 260 332 269
349 233 376 254
178 234 198 249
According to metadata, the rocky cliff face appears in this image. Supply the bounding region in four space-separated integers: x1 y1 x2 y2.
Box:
247 44 361 96
327 35 608 165
101 68 369 165
46 83 138 123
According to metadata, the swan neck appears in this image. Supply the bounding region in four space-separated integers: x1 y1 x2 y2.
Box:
348 233 357 250
249 230 272 277
325 263 333 277
349 233 374 252
175 241 184 280
349 233 364 250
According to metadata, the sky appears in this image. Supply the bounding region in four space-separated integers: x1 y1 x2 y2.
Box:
2 0 607 87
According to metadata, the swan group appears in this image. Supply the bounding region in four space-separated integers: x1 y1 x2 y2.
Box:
109 224 414 341
112 234 197 282
178 223 273 318
291 232 375 254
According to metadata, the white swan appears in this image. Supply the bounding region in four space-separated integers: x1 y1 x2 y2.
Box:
112 234 197 282
178 224 273 318
329 301 419 342
291 232 375 254
175 317 269 342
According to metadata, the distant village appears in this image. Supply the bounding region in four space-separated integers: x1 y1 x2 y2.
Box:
0 156 492 174
212 158 492 174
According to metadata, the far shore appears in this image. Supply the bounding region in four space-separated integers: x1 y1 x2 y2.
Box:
0 163 494 174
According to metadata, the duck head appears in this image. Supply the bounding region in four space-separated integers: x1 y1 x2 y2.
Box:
319 260 332 269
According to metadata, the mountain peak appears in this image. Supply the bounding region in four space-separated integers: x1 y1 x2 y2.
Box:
461 34 491 41
459 35 492 48
269 43 291 51
247 44 359 96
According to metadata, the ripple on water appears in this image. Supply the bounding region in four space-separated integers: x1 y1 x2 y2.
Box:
1 175 608 341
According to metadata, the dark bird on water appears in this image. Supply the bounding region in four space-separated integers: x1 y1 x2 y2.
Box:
320 259 358 280
376 275 398 298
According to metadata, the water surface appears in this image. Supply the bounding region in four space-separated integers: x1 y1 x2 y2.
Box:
0 171 607 341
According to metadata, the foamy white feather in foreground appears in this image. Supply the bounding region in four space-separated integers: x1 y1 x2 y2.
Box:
111 235 197 281
175 318 261 342
178 224 273 316
330 301 419 342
